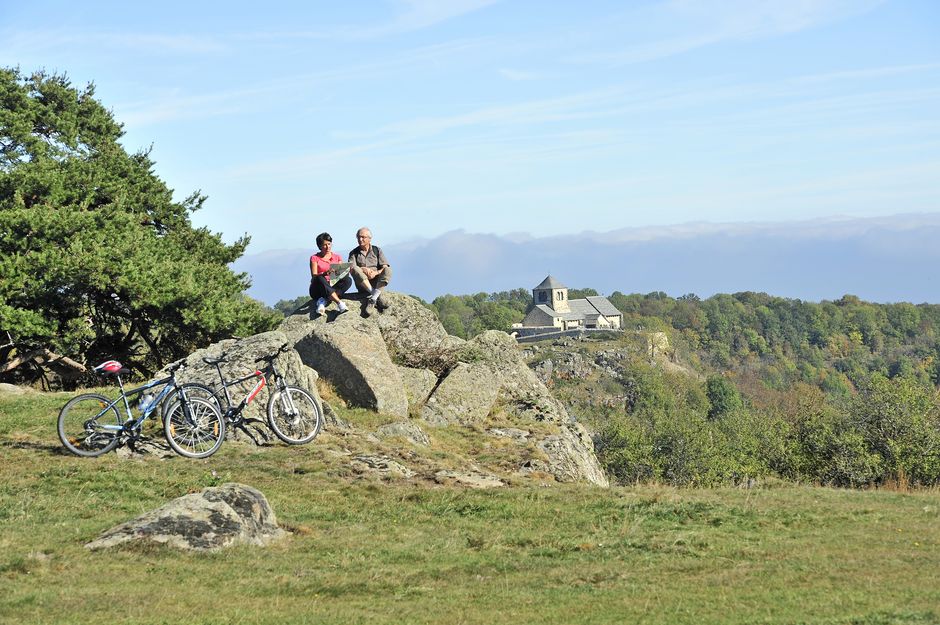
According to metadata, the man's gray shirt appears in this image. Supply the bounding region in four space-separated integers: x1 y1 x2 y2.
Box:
348 245 389 269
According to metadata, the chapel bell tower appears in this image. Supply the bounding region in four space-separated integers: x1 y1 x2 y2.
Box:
533 275 570 313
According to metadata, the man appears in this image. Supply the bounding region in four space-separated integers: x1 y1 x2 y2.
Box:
348 227 392 315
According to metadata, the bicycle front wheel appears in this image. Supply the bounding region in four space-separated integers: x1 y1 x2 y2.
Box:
57 394 123 457
267 386 322 445
160 382 218 423
163 397 226 459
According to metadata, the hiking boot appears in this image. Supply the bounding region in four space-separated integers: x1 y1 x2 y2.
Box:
362 298 374 317
315 298 326 316
375 294 389 312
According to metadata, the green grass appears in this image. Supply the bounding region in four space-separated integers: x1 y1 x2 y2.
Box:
1 390 939 625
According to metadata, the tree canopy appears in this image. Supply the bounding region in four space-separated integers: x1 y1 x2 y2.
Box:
0 68 278 383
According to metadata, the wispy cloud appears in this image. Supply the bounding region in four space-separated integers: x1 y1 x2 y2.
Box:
219 55 940 182
498 68 540 81
349 0 502 39
2 0 499 64
116 85 268 128
119 37 500 129
373 87 628 137
571 0 887 66
239 0 502 42
224 139 402 180
0 29 227 56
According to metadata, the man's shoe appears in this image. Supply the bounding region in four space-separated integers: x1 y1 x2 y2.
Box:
375 295 389 312
315 298 326 316
362 298 374 317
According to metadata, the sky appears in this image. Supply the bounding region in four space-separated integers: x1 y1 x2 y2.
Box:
1 0 939 255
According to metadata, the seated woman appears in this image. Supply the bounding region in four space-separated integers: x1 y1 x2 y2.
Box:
309 232 351 316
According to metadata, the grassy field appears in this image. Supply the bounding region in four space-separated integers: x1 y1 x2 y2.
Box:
1 389 939 625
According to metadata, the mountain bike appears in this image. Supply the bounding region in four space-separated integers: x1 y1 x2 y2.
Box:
57 360 225 459
177 343 322 445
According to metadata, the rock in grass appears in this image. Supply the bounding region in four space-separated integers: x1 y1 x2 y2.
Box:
434 470 504 489
374 421 431 446
524 423 609 487
0 383 32 395
351 455 415 478
85 483 286 551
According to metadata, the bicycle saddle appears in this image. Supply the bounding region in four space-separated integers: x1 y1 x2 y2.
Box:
94 360 130 376
202 354 228 365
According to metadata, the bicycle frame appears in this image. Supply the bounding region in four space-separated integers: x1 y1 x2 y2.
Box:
92 375 174 433
95 365 197 435
204 346 297 420
214 368 266 416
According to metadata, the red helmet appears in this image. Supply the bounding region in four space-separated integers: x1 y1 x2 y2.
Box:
94 360 123 373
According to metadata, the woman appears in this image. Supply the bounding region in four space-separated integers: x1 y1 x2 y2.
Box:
309 232 351 315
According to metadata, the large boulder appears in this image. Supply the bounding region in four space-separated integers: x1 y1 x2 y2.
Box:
86 483 287 551
416 330 561 427
456 330 569 422
160 331 319 424
373 292 464 372
419 362 500 426
397 365 437 409
280 309 409 418
530 423 610 487
273 293 610 487
441 331 608 486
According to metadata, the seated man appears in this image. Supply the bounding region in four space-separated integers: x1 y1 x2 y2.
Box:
348 226 392 314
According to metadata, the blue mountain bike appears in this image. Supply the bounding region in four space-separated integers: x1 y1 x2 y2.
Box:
57 360 225 459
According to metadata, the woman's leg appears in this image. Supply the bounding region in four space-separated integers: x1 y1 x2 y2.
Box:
311 275 332 301
330 275 350 311
333 275 352 299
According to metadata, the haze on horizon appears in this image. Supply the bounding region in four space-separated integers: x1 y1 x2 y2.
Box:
1 0 938 254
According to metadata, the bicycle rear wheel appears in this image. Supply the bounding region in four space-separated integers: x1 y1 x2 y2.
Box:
267 386 322 445
163 397 226 459
57 394 123 457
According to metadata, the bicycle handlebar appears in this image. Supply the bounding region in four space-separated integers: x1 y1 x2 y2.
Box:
254 343 292 364
166 360 188 374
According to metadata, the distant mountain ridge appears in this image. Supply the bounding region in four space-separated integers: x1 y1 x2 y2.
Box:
234 213 940 305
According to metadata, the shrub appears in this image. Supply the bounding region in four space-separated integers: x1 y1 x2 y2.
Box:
849 373 940 486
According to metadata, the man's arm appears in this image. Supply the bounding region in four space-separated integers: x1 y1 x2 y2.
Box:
349 249 379 280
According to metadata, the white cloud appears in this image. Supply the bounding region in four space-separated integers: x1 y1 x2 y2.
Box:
572 0 887 66
246 0 502 41
0 29 227 56
498 68 540 81
115 85 268 128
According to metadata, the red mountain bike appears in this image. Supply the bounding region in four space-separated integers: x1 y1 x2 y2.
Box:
174 343 322 446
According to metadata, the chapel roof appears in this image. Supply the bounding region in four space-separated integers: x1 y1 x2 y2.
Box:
534 275 567 290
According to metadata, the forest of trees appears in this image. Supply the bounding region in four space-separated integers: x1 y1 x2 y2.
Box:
420 288 940 394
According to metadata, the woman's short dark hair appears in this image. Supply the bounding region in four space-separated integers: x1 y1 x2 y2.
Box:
315 232 332 248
